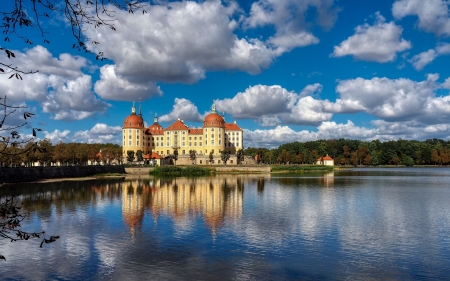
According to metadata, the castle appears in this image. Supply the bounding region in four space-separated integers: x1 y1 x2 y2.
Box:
122 102 243 165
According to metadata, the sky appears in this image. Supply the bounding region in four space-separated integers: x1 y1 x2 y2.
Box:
2 0 450 148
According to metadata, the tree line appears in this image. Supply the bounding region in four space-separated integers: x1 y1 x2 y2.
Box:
0 139 122 167
244 138 450 166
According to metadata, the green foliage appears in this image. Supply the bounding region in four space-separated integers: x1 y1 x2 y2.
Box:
149 166 212 176
136 150 143 162
127 151 135 163
220 150 230 164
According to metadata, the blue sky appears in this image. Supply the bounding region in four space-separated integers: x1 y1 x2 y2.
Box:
2 0 450 148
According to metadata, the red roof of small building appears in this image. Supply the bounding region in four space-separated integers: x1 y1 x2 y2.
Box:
317 155 333 161
143 152 163 159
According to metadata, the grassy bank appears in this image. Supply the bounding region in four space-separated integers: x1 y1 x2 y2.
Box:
149 166 213 176
271 165 334 173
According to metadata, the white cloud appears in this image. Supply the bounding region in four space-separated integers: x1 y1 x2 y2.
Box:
442 77 450 89
245 0 339 51
0 46 109 121
332 12 411 62
73 124 122 144
392 0 450 36
94 65 162 101
216 84 333 126
43 129 72 144
409 43 450 70
299 83 323 97
334 74 445 122
84 1 282 100
42 75 109 121
215 85 297 119
159 98 204 123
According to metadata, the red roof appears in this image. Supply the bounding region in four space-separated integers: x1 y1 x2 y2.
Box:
166 119 189 131
148 123 164 135
225 123 242 131
317 155 333 161
123 113 145 129
203 113 225 127
143 152 163 159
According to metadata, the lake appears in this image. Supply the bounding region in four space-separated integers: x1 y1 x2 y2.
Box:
1 168 450 280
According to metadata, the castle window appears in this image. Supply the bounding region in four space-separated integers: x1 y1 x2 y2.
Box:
182 150 185 154
200 160 202 164
129 135 132 139
189 137 192 140
199 137 202 140
182 142 185 146
194 142 197 146
123 141 125 146
129 141 131 146
123 135 125 139
137 141 139 146
205 140 207 145
167 150 170 154
194 137 197 140
200 142 202 146
189 142 192 146
211 134 214 138
211 140 214 145
219 140 221 145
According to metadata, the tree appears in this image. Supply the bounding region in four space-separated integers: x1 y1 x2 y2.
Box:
209 150 214 164
236 148 244 165
220 150 230 165
189 149 196 164
126 151 134 163
173 148 178 165
136 150 143 163
0 96 41 161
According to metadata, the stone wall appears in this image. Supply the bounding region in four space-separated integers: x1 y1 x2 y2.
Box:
215 166 271 173
0 165 126 183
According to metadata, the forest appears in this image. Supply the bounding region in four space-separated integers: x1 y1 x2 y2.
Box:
244 138 450 166
0 140 122 167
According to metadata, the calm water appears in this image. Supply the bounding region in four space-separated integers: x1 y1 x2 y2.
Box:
1 168 450 280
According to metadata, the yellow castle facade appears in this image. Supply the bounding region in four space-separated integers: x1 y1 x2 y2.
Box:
122 103 243 164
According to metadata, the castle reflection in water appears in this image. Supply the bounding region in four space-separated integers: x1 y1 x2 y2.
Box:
121 176 245 236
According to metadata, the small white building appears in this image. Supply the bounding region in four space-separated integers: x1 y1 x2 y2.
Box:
317 155 334 166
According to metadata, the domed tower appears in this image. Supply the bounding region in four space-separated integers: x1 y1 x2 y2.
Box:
122 102 146 161
202 103 225 157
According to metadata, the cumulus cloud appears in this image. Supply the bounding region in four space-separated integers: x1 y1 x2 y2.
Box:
336 75 439 121
245 0 339 51
43 129 72 144
409 43 450 70
216 84 332 126
0 46 109 121
332 12 411 62
159 98 204 123
73 124 122 144
94 65 162 101
392 0 450 36
215 85 297 119
84 1 283 100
